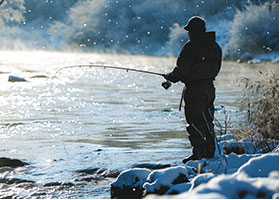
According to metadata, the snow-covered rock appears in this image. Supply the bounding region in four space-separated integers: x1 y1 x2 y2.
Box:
234 154 279 178
190 173 216 190
143 166 189 195
178 172 278 199
185 153 259 175
216 134 278 155
110 168 151 198
164 182 192 195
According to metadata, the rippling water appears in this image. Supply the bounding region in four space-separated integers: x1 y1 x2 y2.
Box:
0 50 277 198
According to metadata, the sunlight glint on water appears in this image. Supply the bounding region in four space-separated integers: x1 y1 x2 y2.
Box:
0 51 277 198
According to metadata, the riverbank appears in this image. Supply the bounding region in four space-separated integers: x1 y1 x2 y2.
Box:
111 134 279 198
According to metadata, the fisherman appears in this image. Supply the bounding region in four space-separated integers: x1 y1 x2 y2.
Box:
163 16 222 164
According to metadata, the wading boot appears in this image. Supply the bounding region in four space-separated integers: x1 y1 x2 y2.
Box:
182 147 201 164
182 154 198 164
182 144 215 164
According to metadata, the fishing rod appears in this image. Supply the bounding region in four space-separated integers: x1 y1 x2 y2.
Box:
52 64 172 89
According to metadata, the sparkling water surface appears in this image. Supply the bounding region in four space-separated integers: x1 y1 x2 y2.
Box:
0 50 277 198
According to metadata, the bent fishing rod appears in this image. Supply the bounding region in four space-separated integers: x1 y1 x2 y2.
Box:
52 64 172 89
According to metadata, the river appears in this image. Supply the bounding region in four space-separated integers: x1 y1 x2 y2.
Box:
0 50 278 198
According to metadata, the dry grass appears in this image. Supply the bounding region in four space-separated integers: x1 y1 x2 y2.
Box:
214 71 278 154
236 71 279 140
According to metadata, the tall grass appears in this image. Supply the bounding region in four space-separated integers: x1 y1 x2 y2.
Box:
213 71 279 154
236 71 279 140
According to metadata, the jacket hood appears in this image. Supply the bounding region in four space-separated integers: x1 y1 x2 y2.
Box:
190 31 216 49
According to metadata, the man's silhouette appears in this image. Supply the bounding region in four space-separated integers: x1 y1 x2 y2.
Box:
164 16 222 163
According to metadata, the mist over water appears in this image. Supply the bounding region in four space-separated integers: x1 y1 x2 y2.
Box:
0 0 278 61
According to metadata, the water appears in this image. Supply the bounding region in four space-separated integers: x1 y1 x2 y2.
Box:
0 50 278 198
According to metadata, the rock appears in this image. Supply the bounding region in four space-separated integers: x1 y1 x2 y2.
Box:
111 168 151 199
164 182 192 195
8 75 27 82
44 181 75 187
0 157 28 168
111 166 192 198
0 177 34 184
75 167 106 175
30 75 48 78
111 184 144 199
131 163 171 170
235 154 279 178
190 173 216 190
144 166 190 195
224 144 245 155
105 170 120 178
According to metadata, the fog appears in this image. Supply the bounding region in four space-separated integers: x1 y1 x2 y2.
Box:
0 0 278 61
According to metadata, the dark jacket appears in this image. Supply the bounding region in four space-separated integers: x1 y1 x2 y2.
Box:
166 32 222 85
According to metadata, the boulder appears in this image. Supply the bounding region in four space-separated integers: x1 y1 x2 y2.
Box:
8 75 27 82
144 166 190 195
111 168 151 199
0 157 28 168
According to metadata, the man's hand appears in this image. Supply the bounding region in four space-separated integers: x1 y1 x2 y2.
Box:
162 74 169 80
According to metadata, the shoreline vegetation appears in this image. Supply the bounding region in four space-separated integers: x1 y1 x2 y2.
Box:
110 71 279 198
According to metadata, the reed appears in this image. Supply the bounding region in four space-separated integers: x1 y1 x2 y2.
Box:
237 71 279 140
213 71 279 155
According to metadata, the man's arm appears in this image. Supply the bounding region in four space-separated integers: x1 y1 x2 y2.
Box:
165 42 196 83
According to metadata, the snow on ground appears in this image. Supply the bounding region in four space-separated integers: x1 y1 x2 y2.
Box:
110 134 279 199
174 154 279 199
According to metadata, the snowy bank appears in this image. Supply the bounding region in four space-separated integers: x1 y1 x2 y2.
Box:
174 154 279 199
110 135 279 198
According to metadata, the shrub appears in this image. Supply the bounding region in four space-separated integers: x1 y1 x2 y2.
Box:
225 2 279 60
236 71 279 140
0 0 25 26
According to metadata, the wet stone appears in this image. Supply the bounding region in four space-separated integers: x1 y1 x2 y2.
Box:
111 185 144 199
44 181 75 187
95 149 102 152
30 75 48 78
105 170 120 178
0 177 34 184
131 163 171 170
172 173 189 185
0 157 28 168
8 75 27 82
75 167 105 175
74 168 119 184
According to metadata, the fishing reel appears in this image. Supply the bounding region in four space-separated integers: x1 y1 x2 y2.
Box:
162 80 172 90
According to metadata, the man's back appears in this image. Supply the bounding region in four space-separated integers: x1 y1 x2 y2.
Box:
179 31 222 84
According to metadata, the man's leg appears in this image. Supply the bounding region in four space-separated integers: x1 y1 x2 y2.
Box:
183 117 212 164
183 85 216 163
